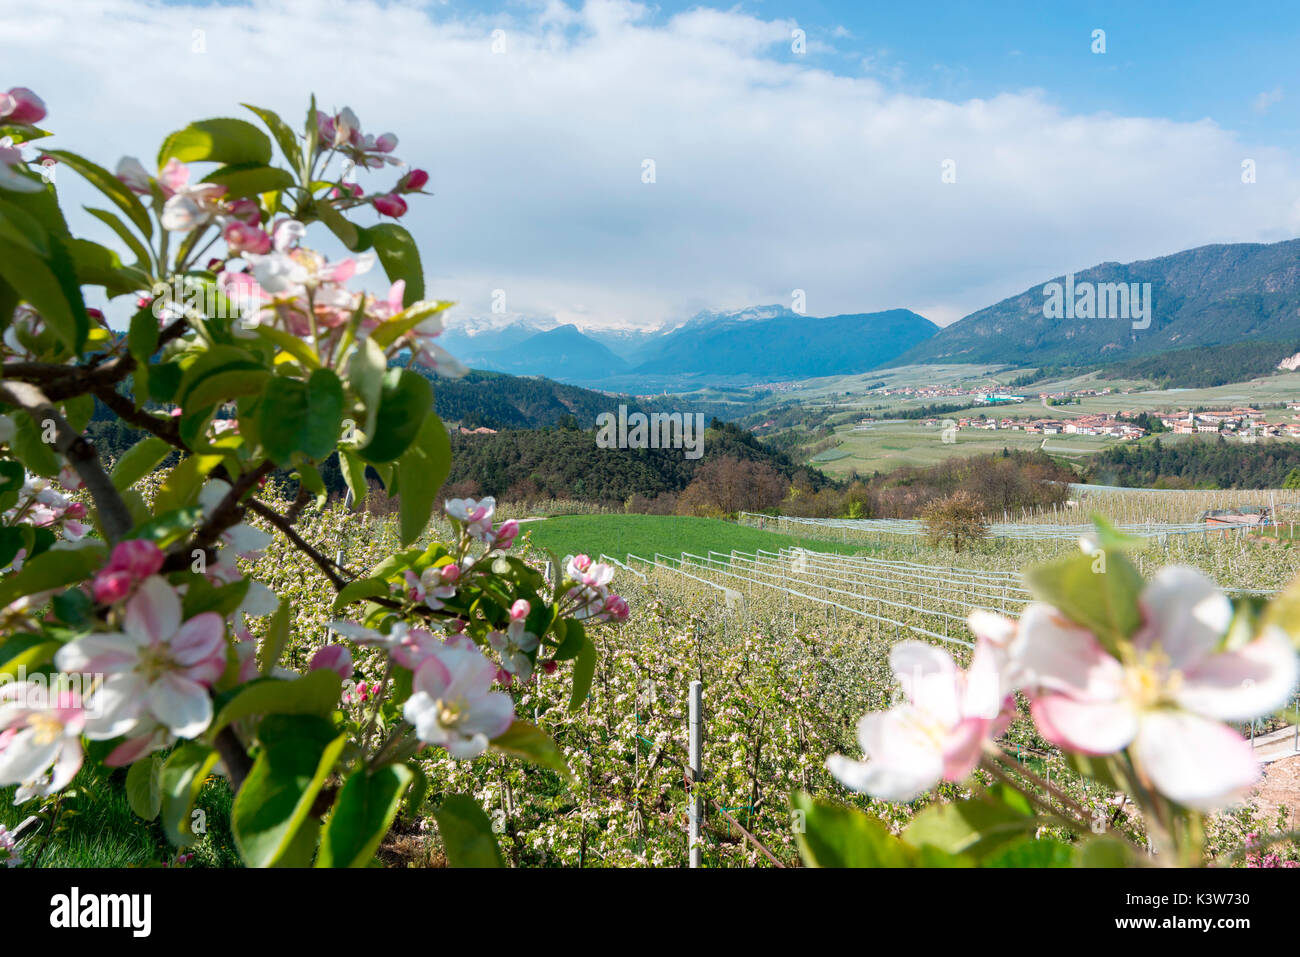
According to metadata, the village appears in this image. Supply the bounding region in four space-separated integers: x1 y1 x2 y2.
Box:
908 403 1300 441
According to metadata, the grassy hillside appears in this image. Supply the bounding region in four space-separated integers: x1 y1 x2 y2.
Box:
519 513 873 562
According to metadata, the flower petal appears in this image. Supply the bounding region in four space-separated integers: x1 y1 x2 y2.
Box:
1131 710 1259 810
1135 566 1233 667
1014 603 1126 700
1176 626 1300 722
1030 692 1138 755
890 641 961 728
147 674 213 738
125 576 182 644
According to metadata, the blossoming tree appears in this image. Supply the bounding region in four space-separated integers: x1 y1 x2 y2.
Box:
797 522 1300 868
0 88 627 867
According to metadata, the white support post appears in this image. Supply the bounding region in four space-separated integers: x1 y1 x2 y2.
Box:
688 680 703 869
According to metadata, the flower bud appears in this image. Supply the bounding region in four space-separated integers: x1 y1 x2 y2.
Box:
0 87 47 125
399 168 429 191
372 193 407 218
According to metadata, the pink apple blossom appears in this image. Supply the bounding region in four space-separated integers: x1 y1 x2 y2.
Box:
445 496 496 540
827 636 1014 802
0 683 85 802
310 644 354 680
55 576 226 740
488 619 539 682
372 193 407 218
1015 567 1299 810
0 87 46 125
399 168 429 191
93 539 165 604
403 642 514 758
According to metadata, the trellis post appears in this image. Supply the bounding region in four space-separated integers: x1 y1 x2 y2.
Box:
688 680 703 868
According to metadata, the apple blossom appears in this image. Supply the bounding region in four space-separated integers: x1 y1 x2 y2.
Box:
0 683 85 803
310 644 354 680
55 576 227 740
488 619 540 682
399 168 429 191
372 193 407 218
92 539 166 604
0 87 46 125
1014 567 1300 810
827 638 1013 802
445 496 496 540
0 823 19 867
403 642 514 759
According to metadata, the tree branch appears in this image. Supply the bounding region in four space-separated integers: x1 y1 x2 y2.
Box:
0 380 134 543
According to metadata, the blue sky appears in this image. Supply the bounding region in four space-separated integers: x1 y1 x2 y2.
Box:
13 0 1300 329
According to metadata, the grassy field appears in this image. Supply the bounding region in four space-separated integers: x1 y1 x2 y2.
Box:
519 513 875 561
809 420 1114 476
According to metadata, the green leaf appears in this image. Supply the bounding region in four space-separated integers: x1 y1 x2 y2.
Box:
902 789 1038 861
1024 548 1144 654
791 792 924 868
0 231 88 354
339 448 368 506
432 795 504 868
231 714 346 868
126 753 163 821
367 223 424 304
257 597 292 676
254 324 320 369
128 305 159 361
154 453 223 513
241 104 303 171
552 617 585 661
317 764 413 868
332 577 391 612
44 149 152 237
161 742 221 847
490 720 574 782
1080 837 1135 868
11 410 61 477
209 669 342 740
259 369 345 465
158 118 272 168
568 631 596 713
360 368 432 463
185 368 271 412
347 336 386 440
181 575 250 619
111 436 173 490
0 196 49 255
85 207 151 269
316 201 370 252
0 542 107 610
396 413 451 546
0 634 60 679
984 838 1075 868
129 505 203 548
200 162 294 199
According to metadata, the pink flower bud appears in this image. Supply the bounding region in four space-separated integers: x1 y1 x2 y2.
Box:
1 87 47 125
227 198 262 225
541 660 558 675
310 644 354 680
330 182 363 200
493 519 519 549
604 594 630 622
572 554 592 573
223 222 272 256
510 599 530 621
399 168 429 191
372 193 408 218
440 563 461 583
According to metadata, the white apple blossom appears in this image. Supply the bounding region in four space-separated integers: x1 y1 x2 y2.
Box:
55 576 227 740
403 642 514 758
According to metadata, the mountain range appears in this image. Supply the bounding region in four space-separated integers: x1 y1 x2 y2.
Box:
894 238 1300 368
443 306 938 389
438 237 1300 387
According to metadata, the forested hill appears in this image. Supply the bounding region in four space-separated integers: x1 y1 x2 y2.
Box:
445 420 832 504
1085 437 1300 489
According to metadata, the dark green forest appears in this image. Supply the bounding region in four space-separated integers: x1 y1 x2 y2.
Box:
1085 437 1300 489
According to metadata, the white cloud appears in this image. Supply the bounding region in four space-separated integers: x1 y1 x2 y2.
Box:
1253 86 1283 115
3 0 1298 333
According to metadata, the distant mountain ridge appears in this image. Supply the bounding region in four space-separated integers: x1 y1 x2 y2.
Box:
894 238 1300 367
445 305 938 388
